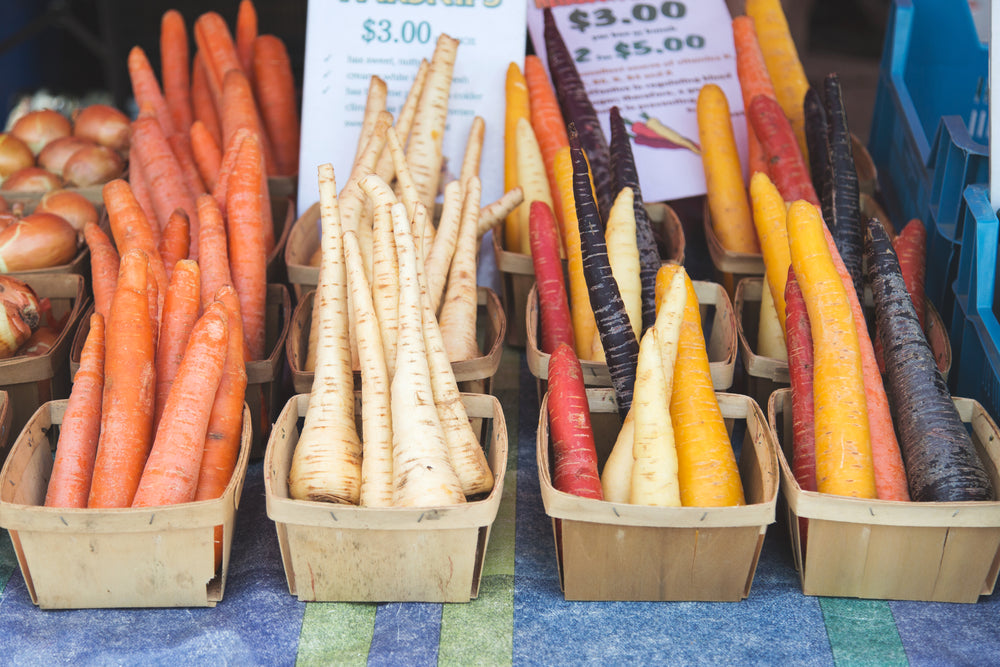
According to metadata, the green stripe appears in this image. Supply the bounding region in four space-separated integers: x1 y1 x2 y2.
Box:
820 598 908 667
438 574 514 666
295 602 376 667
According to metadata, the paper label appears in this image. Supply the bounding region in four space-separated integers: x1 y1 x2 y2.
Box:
297 0 528 215
526 0 744 202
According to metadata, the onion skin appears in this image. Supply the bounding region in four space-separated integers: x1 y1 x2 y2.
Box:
10 109 72 155
0 212 78 272
0 133 35 179
18 325 58 357
0 275 40 358
73 104 131 154
35 189 98 235
38 136 95 177
62 144 125 187
2 166 63 193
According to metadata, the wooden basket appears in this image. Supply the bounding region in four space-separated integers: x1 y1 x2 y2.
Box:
536 388 778 601
286 286 505 396
0 400 252 609
284 201 321 301
0 391 10 461
525 277 737 399
768 387 1000 603
493 202 686 347
734 276 952 409
264 392 507 602
267 195 297 286
0 273 87 440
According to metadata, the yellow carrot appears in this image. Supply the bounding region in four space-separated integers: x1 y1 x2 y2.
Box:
786 200 875 498
697 84 760 255
659 263 746 506
503 61 530 253
749 171 791 336
514 116 554 256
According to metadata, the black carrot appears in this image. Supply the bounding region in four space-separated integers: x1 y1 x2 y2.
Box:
825 73 864 306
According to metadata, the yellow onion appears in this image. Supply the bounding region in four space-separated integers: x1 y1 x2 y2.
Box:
0 133 35 179
10 109 72 155
0 212 78 272
73 104 131 154
0 275 40 359
38 135 94 177
18 325 58 357
62 144 125 187
2 166 62 192
35 189 98 235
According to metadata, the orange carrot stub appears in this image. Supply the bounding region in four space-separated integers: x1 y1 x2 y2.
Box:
88 249 157 508
697 84 760 255
133 301 230 508
235 0 259 84
253 34 300 177
45 312 105 508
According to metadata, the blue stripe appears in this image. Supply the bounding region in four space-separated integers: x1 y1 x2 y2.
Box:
367 602 441 667
891 591 1000 665
0 462 304 666
512 353 834 666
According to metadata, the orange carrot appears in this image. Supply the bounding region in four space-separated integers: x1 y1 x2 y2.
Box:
132 301 229 508
88 249 156 508
196 193 234 310
153 259 201 433
525 54 569 229
192 52 223 148
194 11 243 112
190 119 222 192
221 68 277 176
158 208 190 277
732 16 777 178
226 131 268 360
103 178 169 312
195 285 247 503
45 312 105 508
166 125 207 199
161 9 193 135
252 34 300 177
131 114 201 257
212 127 251 219
129 142 159 232
84 221 120 320
128 46 176 138
235 0 258 84
146 252 160 351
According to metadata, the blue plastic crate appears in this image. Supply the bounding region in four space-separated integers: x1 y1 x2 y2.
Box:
949 185 1000 421
868 0 988 235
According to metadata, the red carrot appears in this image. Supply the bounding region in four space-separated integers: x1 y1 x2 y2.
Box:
192 52 223 148
894 217 927 330
748 93 819 207
132 300 229 508
88 249 156 508
784 267 816 494
547 343 603 499
161 9 193 134
45 312 105 508
733 16 777 177
190 119 222 192
235 0 258 84
226 131 268 360
153 259 202 433
196 193 234 311
84 221 120 320
252 34 300 177
529 200 574 354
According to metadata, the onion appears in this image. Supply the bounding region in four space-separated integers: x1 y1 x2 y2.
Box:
0 133 35 179
0 275 40 359
73 104 131 154
35 189 98 235
0 212 78 272
62 144 125 187
38 135 95 177
10 109 72 155
2 166 62 193
18 326 59 357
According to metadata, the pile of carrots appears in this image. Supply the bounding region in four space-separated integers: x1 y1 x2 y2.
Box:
289 35 505 508
41 1 301 517
694 1 994 506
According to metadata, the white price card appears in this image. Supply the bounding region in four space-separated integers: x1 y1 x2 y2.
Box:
527 0 743 202
297 0 528 216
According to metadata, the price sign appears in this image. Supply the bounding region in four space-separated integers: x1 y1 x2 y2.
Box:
297 0 527 215
527 0 743 202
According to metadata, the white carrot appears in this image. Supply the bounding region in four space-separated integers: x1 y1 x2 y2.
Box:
601 409 634 503
424 179 465 313
514 116 554 255
604 186 642 342
288 163 362 504
757 282 788 360
358 173 400 377
389 201 465 507
374 59 429 184
406 33 459 215
343 229 394 507
438 176 482 362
